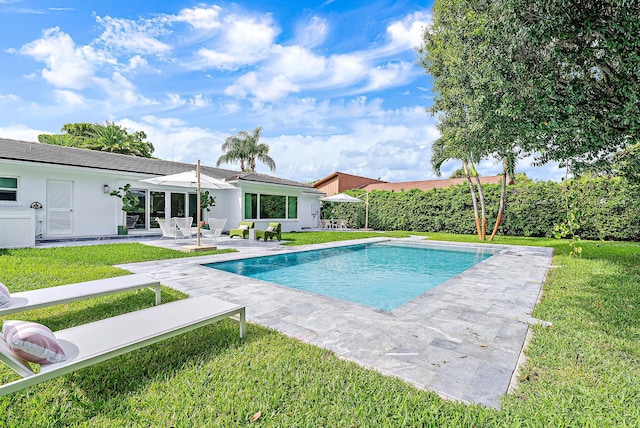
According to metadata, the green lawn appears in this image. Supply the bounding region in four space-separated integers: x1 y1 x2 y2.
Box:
1 234 639 426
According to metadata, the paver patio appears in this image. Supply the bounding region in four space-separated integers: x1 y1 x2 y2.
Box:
112 236 553 408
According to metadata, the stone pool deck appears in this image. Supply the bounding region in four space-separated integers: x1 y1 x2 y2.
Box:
112 236 553 408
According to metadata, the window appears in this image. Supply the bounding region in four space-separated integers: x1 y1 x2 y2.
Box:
0 177 18 202
260 194 286 219
244 193 298 220
287 196 298 219
245 193 258 219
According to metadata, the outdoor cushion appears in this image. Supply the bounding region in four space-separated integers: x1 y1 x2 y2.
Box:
0 283 9 307
255 222 282 241
229 221 254 239
3 320 67 364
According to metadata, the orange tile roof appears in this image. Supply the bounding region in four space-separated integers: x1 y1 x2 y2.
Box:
362 176 503 192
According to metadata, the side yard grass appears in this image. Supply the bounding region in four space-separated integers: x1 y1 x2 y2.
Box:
1 234 639 426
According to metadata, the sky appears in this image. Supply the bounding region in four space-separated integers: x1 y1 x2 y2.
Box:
0 0 563 184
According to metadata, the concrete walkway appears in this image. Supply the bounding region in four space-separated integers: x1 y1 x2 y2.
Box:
102 235 553 408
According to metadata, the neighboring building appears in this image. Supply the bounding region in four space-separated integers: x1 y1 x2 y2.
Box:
362 176 503 192
0 138 323 247
312 171 387 196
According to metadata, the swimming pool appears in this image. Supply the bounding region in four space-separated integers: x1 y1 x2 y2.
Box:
205 241 495 311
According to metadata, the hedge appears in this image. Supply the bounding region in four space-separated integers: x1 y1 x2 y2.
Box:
322 176 640 241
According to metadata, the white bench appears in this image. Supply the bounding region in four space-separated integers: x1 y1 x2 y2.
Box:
0 295 246 395
0 274 161 316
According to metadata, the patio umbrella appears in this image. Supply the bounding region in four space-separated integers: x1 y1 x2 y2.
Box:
320 193 362 203
140 162 235 246
320 193 370 229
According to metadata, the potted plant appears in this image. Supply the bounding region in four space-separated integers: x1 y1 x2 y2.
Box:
198 190 216 229
109 184 140 235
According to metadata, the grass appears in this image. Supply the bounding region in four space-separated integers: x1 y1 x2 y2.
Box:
1 233 639 426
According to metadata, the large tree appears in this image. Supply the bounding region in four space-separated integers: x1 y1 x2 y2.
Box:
38 122 154 157
422 0 639 174
420 0 638 239
420 0 521 240
216 127 276 173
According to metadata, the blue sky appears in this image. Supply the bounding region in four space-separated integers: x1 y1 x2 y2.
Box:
0 0 562 183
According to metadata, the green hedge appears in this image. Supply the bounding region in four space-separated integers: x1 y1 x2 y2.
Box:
323 177 640 241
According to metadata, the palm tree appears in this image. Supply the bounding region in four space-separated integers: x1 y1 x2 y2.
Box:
216 127 276 173
431 137 486 240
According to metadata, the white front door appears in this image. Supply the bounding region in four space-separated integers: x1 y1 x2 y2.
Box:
46 180 74 235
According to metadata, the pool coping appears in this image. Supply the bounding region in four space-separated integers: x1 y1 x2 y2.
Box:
119 237 554 408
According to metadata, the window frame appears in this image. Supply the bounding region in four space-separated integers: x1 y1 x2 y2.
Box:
243 192 298 220
0 176 19 203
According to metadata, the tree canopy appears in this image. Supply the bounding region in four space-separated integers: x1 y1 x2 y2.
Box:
216 127 276 173
38 122 154 157
420 0 639 174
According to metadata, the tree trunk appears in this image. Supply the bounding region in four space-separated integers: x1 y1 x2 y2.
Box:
463 162 483 240
471 168 487 240
489 157 508 241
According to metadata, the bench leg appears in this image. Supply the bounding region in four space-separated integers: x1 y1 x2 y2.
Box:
239 308 246 338
155 284 161 306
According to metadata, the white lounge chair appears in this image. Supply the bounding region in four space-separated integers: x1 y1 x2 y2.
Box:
0 295 246 396
156 217 181 239
0 274 161 316
202 218 227 242
173 217 193 239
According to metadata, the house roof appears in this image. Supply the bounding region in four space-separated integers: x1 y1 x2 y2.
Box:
0 138 317 190
312 171 388 188
362 176 504 192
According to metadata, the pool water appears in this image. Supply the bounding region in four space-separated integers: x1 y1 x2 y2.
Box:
205 241 494 311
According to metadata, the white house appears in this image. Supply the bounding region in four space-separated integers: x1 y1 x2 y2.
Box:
0 138 323 247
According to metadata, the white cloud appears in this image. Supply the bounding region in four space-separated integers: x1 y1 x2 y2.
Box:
167 93 186 107
174 5 223 30
189 94 209 107
95 72 157 108
0 93 20 101
0 124 45 142
127 55 149 71
192 10 279 70
363 61 415 92
95 15 171 56
53 89 86 105
386 11 431 49
292 16 328 48
18 27 104 89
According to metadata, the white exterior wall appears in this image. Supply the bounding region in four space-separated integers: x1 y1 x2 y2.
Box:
0 161 136 239
0 159 321 244
298 193 321 229
238 183 320 232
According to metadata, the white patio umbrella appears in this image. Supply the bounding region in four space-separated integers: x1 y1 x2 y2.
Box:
320 192 370 229
140 161 235 246
320 193 363 203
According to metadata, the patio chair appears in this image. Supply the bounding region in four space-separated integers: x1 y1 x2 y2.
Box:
255 222 282 241
229 221 254 239
126 215 139 229
202 218 227 242
0 295 246 396
156 218 181 239
0 274 162 316
173 217 193 239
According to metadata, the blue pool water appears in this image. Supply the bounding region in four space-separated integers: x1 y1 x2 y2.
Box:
205 241 494 311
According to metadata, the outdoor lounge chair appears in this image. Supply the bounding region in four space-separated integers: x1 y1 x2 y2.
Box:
126 215 139 229
0 274 162 316
173 217 193 239
255 222 282 241
0 295 246 396
156 218 181 239
229 221 254 239
202 218 227 242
